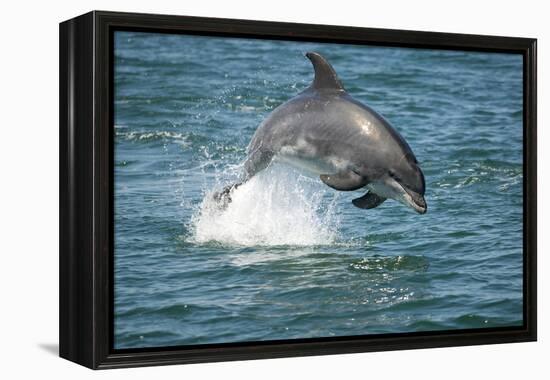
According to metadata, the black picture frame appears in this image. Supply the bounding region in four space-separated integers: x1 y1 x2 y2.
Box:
59 10 537 369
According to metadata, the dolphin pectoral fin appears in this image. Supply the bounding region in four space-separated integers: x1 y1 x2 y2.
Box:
320 171 368 191
352 191 387 209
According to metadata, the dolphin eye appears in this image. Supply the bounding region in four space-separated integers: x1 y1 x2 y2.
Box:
388 171 400 181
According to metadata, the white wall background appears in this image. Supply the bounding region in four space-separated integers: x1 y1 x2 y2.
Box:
0 0 546 378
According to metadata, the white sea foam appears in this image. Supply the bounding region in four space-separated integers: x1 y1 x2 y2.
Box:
188 165 340 247
116 130 189 143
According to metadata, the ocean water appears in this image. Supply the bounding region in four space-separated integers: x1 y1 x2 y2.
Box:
113 31 524 349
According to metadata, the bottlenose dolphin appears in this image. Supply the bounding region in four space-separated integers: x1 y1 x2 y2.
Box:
218 52 427 214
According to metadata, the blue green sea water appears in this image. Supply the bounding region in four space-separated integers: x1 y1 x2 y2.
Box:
113 31 523 349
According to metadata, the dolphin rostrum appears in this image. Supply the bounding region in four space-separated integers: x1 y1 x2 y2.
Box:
218 52 427 214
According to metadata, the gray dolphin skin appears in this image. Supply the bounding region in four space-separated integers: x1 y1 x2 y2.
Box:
220 52 427 214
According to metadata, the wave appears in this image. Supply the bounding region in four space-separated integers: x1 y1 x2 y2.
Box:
115 128 189 145
349 255 429 273
433 158 522 191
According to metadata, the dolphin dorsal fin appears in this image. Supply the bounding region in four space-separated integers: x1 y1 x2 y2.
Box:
305 52 345 92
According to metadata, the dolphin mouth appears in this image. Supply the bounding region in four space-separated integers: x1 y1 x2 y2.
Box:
401 186 427 214
411 196 427 214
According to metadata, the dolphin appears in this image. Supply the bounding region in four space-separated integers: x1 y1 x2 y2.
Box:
218 52 427 214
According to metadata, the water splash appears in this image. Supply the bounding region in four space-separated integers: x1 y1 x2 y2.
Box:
188 165 340 246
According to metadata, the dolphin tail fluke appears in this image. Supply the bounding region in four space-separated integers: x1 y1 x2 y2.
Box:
212 182 243 208
352 191 386 209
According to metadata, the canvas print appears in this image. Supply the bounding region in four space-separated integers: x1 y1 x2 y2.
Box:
113 31 523 349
